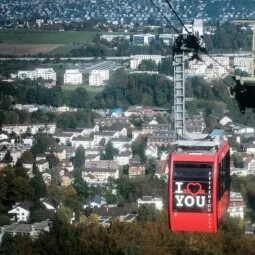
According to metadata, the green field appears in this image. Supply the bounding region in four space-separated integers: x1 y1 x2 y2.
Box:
0 29 98 44
49 45 76 55
62 84 104 100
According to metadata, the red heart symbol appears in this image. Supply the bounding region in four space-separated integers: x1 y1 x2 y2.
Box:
187 182 202 197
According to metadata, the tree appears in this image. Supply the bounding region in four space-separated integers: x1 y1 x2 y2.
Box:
132 136 147 163
103 141 114 160
46 153 60 169
232 154 244 168
73 178 89 202
3 150 13 163
145 158 156 175
0 215 10 226
29 164 46 200
138 59 157 71
31 134 56 155
56 205 73 224
20 150 34 164
8 176 34 202
74 145 85 168
70 88 88 108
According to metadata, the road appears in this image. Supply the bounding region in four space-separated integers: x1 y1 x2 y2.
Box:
0 56 132 61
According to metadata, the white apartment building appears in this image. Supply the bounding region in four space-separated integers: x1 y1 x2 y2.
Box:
18 70 35 80
18 68 56 81
130 55 162 69
137 196 163 210
100 34 130 42
227 192 245 219
89 69 110 86
35 68 56 80
133 34 155 46
64 69 83 85
187 55 230 79
234 57 253 75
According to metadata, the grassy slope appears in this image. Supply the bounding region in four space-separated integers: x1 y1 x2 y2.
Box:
0 29 98 44
62 84 104 100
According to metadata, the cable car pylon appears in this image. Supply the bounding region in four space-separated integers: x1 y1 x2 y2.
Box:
173 19 206 136
229 19 255 114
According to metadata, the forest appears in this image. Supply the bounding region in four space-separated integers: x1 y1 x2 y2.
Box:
1 211 255 255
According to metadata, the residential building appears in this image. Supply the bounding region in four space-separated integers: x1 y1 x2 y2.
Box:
128 164 145 178
244 223 255 234
187 55 230 79
93 131 117 145
155 159 168 178
147 133 176 147
0 151 6 161
17 70 35 80
142 123 172 134
8 201 33 222
46 146 66 161
36 159 49 172
159 33 177 45
100 34 130 42
53 132 74 145
85 154 101 162
94 117 129 127
35 68 56 80
114 150 132 166
60 175 73 187
186 115 206 133
42 172 52 185
227 192 245 219
145 145 159 158
72 136 94 149
133 34 155 46
89 69 110 86
18 68 56 81
64 69 83 85
110 137 132 151
1 123 56 135
137 196 163 210
234 57 253 75
130 55 162 69
220 116 232 126
0 220 50 238
60 159 74 173
83 160 119 183
85 195 107 208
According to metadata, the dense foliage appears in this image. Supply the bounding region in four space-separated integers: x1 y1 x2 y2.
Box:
0 212 254 255
94 69 173 108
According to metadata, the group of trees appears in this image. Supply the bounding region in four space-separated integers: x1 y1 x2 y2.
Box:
94 69 173 108
137 57 174 76
205 22 252 53
1 212 255 255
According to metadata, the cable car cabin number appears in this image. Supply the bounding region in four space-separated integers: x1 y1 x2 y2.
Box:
173 163 213 213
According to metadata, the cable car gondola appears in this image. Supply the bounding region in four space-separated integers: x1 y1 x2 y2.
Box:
168 132 230 233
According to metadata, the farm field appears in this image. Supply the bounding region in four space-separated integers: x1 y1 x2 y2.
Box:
0 29 98 44
0 29 98 56
0 43 64 56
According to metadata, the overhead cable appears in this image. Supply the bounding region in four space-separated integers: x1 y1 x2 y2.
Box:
164 0 191 35
149 0 181 35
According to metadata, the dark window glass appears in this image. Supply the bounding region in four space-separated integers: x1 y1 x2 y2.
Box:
218 150 230 198
172 162 213 213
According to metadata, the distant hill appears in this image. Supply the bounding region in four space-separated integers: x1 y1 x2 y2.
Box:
1 0 255 25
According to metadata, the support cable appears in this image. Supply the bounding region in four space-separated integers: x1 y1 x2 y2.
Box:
204 53 234 76
162 1 234 76
149 0 181 35
164 0 191 35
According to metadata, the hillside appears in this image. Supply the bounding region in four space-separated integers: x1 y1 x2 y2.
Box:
0 0 255 25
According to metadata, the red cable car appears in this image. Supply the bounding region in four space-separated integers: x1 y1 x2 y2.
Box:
168 135 230 233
